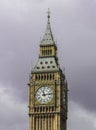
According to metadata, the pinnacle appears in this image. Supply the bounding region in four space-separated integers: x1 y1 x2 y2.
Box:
40 10 55 45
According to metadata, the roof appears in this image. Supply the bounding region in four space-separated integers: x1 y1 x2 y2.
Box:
40 9 55 46
32 57 59 73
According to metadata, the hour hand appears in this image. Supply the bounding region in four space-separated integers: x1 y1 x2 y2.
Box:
42 90 45 96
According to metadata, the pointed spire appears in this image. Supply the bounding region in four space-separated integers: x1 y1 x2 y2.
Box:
40 9 55 45
47 8 50 22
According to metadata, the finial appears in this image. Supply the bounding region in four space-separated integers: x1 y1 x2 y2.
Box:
47 8 50 20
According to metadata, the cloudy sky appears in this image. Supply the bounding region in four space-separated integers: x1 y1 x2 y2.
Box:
0 0 96 130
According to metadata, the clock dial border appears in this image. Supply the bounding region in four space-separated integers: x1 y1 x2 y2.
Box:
35 85 55 106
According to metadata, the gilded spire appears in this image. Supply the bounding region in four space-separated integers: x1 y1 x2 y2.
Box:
40 9 55 45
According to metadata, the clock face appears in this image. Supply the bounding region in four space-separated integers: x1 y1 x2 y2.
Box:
36 86 53 104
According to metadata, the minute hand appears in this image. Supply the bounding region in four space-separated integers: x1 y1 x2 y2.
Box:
45 93 52 95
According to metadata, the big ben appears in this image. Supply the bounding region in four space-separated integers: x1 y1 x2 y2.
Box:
28 10 68 130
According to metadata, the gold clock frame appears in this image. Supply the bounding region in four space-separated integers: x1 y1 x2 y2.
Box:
34 85 55 106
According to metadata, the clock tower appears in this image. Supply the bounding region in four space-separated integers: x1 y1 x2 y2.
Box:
28 10 68 130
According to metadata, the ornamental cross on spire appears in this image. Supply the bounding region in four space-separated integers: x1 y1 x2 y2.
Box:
47 8 50 21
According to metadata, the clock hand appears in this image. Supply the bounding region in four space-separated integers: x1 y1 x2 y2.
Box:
42 90 46 96
44 93 52 95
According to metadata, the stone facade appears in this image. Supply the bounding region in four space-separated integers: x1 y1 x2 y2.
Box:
28 10 68 130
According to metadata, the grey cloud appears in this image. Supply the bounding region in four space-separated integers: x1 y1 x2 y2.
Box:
0 87 28 130
68 101 96 130
69 66 96 112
